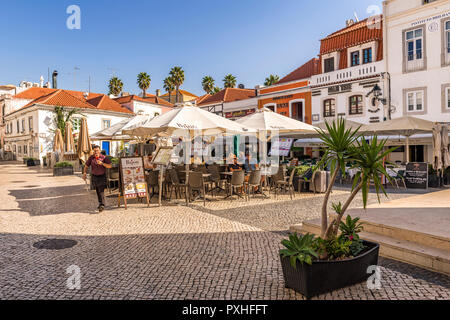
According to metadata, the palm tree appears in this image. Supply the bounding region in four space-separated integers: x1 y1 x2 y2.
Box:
264 74 280 86
137 72 151 97
223 74 237 88
50 106 80 137
201 76 215 94
163 77 175 102
169 66 185 103
108 76 123 96
212 86 221 94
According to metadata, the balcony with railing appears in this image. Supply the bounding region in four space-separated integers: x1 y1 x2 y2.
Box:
311 61 384 87
405 53 425 72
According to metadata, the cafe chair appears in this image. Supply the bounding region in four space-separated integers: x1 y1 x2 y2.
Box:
228 170 246 201
168 169 188 201
106 167 120 194
188 171 208 206
147 170 160 200
245 170 262 199
275 168 295 199
207 165 228 196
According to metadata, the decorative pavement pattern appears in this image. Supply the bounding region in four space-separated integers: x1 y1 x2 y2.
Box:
0 162 448 300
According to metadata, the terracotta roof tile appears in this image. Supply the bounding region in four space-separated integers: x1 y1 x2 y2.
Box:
161 89 198 98
13 88 133 114
197 88 255 106
320 17 383 55
277 58 320 84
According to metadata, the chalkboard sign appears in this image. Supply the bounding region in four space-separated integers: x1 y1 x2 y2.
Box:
405 162 428 189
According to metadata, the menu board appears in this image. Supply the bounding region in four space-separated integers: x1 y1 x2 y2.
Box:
269 138 294 157
152 146 174 165
405 162 428 189
120 157 147 199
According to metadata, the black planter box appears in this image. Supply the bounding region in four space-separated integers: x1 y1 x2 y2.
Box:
26 159 40 166
53 166 74 176
280 240 379 299
428 174 439 188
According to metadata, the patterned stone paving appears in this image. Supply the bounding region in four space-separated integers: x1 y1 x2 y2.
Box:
0 162 448 300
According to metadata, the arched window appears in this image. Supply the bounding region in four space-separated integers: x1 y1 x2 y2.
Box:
323 99 335 117
349 95 363 115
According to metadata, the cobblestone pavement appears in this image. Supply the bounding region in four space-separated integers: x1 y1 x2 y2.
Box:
0 162 448 300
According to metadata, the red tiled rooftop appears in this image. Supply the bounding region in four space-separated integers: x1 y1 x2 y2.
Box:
277 58 320 84
13 88 133 114
320 17 383 55
161 89 198 98
197 88 255 106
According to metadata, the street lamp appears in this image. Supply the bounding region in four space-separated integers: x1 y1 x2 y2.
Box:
367 84 387 105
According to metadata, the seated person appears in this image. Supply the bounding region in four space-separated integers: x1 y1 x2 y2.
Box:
228 156 241 171
144 155 156 170
243 153 259 173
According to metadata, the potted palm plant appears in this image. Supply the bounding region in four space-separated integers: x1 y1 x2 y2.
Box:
279 118 396 298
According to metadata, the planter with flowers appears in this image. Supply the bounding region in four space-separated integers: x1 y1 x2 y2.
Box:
279 118 396 298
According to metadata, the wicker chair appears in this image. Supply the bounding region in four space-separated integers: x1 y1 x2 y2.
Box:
274 168 295 199
188 171 207 206
147 170 160 200
245 170 262 199
228 170 246 201
168 169 187 201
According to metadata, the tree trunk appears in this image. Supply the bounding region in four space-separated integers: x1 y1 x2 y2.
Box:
176 86 179 103
325 181 364 239
321 163 340 237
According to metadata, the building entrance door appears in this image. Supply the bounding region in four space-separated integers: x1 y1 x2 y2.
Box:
291 102 303 121
101 141 110 155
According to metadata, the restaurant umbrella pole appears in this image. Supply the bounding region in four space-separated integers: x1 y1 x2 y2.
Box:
159 164 163 207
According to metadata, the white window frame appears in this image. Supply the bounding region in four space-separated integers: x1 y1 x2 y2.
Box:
407 91 424 112
101 118 111 130
28 116 33 132
445 86 450 110
406 28 423 61
443 19 450 66
403 25 426 73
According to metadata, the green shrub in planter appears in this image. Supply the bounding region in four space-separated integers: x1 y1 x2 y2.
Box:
54 161 74 168
26 158 40 166
53 162 74 176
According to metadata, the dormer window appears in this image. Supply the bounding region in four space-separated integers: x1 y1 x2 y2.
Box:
363 48 372 64
351 51 360 66
324 57 335 73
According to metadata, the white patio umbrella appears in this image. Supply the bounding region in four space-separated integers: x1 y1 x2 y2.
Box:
359 116 434 163
124 102 254 205
236 107 318 134
90 114 150 141
236 108 319 173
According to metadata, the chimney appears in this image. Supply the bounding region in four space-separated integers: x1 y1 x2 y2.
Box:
52 70 58 89
39 76 44 88
156 89 161 97
121 92 130 97
346 19 355 27
83 92 89 100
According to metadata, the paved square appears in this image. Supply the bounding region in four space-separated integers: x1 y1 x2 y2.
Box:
0 162 448 300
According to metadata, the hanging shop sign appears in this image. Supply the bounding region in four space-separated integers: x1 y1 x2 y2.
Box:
224 108 255 119
328 84 352 95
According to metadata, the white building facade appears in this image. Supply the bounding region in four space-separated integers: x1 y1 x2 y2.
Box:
383 0 450 162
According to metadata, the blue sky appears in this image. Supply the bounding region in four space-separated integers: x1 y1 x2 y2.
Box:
0 0 382 96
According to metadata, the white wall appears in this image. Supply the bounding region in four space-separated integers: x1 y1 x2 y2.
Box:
385 0 450 122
